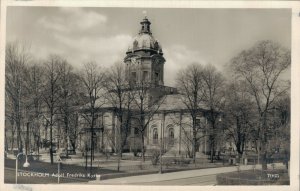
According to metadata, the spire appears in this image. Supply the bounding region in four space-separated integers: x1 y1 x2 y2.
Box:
139 12 151 34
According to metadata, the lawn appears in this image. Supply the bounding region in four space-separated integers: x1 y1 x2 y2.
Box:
216 169 289 185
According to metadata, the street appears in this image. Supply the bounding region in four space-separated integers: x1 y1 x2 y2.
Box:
129 175 217 186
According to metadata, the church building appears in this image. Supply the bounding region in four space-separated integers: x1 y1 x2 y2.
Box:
78 16 213 157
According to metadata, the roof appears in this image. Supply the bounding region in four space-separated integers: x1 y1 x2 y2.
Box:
80 96 115 111
128 33 162 52
127 17 162 53
157 94 209 112
158 94 187 111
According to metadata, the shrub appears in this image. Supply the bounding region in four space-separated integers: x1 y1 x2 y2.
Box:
150 149 160 166
173 156 191 166
164 159 175 169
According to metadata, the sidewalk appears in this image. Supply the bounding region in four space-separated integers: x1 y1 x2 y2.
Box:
90 163 286 184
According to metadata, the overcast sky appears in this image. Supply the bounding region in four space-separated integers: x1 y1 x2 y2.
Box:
6 7 291 86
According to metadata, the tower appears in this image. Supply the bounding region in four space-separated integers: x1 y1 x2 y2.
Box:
124 16 165 86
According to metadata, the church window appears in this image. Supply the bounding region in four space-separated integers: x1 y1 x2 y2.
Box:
103 115 109 127
133 40 138 49
168 127 175 146
142 71 148 81
154 41 159 49
155 72 159 84
142 40 147 48
131 72 137 84
153 128 158 144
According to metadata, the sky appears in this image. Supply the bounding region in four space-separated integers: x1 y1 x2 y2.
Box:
6 7 291 86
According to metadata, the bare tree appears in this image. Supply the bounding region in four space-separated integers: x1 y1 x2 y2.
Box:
104 63 135 171
5 103 16 151
230 40 290 170
57 61 80 156
23 63 45 156
268 93 290 169
223 81 257 162
132 81 166 162
42 55 65 164
68 112 80 152
176 63 206 163
79 62 105 173
168 112 207 160
5 42 31 153
201 64 226 162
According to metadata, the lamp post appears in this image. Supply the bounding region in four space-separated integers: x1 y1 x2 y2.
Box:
15 152 23 184
57 157 61 184
15 152 30 184
23 122 30 168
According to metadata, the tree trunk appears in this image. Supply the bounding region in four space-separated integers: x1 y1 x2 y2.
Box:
64 115 69 157
192 133 196 164
117 149 121 172
37 135 40 160
210 139 214 163
141 134 145 162
237 152 243 164
260 114 268 170
192 116 197 164
90 131 93 173
50 123 53 164
11 138 15 152
11 128 15 151
17 119 23 152
260 138 267 170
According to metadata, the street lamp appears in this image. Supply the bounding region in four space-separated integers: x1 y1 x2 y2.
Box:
23 122 30 168
15 152 30 184
23 157 30 167
15 152 23 184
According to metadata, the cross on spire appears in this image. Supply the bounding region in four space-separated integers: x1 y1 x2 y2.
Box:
142 10 147 18
139 12 151 34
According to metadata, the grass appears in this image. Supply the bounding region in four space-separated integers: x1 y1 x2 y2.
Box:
216 169 289 185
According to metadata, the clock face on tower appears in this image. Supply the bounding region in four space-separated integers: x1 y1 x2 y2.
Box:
131 57 138 66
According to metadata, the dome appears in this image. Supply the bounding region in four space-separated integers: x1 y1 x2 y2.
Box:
127 16 163 54
129 33 162 52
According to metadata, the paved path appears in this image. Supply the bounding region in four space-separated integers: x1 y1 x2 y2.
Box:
130 174 217 185
90 163 285 185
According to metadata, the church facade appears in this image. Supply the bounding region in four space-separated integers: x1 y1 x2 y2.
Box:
78 16 213 157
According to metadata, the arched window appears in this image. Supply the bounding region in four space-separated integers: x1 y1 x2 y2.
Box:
168 127 175 146
130 72 137 84
133 40 138 50
142 71 148 81
153 128 158 144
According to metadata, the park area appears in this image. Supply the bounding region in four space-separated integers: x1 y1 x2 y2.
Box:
4 148 289 185
5 150 231 184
